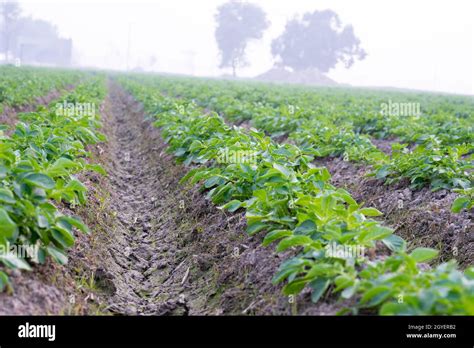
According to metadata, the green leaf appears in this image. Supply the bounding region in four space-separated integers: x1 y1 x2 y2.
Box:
0 271 12 293
23 173 55 189
309 278 330 303
219 200 242 213
379 302 413 315
0 188 16 204
359 207 383 217
276 235 313 252
86 163 107 176
273 163 292 178
174 148 186 157
179 168 199 184
262 230 293 246
410 247 439 263
376 165 391 179
335 189 357 206
282 278 307 295
382 234 406 252
341 284 358 299
360 225 393 243
52 227 75 248
451 196 469 213
0 253 32 271
246 221 267 235
294 219 317 235
204 176 222 188
46 158 78 177
0 208 18 238
57 216 90 234
360 286 392 307
271 267 296 284
37 214 50 229
47 246 68 265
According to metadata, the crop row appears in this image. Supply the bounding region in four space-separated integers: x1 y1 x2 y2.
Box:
0 66 85 114
118 76 474 315
140 76 473 146
0 76 107 292
122 75 473 213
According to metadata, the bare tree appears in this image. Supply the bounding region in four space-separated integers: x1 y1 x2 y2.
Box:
215 1 269 77
0 0 21 62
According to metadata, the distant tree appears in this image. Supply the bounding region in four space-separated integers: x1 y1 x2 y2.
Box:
15 17 59 43
272 10 366 73
0 0 21 62
215 1 269 77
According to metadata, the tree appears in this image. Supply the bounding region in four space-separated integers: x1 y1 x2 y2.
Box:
0 0 21 62
215 1 269 77
271 10 366 73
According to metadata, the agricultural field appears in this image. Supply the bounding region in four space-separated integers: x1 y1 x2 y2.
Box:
0 66 473 316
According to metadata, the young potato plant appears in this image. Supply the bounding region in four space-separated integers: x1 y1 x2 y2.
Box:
0 77 106 292
451 187 474 213
120 77 474 315
373 140 473 191
291 120 388 163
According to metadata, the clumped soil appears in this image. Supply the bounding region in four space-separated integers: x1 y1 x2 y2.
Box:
315 157 473 267
0 82 349 315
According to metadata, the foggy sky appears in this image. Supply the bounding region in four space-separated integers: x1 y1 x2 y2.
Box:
19 0 474 95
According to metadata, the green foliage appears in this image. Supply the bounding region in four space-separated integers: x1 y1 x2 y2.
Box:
372 140 473 191
0 74 106 287
0 66 83 109
121 74 473 202
119 76 474 315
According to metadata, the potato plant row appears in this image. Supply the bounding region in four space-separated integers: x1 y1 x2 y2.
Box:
0 66 85 113
123 75 473 213
119 77 474 315
0 76 107 292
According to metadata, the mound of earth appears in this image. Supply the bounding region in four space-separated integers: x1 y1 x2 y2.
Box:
255 67 338 86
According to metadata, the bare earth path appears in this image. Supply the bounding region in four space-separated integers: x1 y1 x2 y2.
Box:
89 83 340 315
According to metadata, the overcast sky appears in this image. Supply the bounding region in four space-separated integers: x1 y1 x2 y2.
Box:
19 0 474 95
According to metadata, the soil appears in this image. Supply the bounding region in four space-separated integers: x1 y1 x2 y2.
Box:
370 137 397 155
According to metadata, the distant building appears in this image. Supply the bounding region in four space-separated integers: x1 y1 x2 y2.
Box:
16 36 72 67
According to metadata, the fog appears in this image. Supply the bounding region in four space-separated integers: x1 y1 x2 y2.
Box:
16 0 474 94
